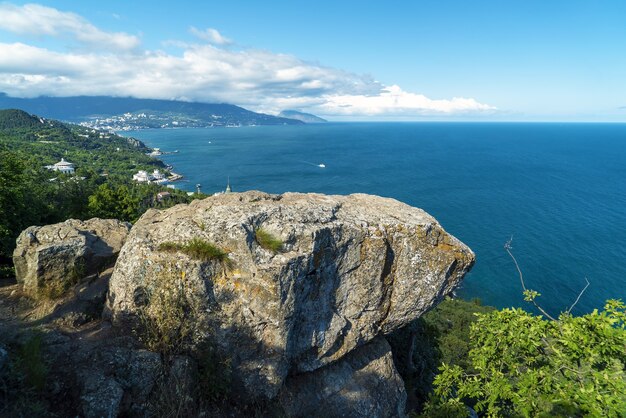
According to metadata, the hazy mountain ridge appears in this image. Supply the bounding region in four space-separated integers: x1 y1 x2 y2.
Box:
278 109 327 123
0 94 304 130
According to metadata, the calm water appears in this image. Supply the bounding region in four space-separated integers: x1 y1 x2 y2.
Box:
129 123 626 316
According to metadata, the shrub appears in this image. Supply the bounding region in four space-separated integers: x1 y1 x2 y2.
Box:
426 299 626 417
137 264 203 355
255 228 283 253
390 297 494 413
0 265 14 280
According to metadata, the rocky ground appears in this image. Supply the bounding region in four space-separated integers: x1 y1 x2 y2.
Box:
0 192 475 417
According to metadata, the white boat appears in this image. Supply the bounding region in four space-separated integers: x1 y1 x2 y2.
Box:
318 163 326 168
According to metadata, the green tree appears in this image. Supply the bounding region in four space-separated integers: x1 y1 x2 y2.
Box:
0 148 48 260
87 183 140 221
425 299 626 417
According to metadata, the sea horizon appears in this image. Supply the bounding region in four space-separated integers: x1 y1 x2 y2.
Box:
127 122 626 317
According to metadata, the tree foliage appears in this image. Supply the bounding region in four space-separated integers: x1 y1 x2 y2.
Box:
0 147 48 261
389 297 494 411
425 299 626 417
0 110 200 264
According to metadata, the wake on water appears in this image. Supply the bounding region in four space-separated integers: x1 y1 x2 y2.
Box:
301 160 326 168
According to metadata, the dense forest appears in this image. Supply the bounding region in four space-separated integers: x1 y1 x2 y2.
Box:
0 109 202 276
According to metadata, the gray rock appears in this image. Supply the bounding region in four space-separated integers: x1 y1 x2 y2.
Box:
0 345 8 371
13 218 131 295
77 345 161 418
80 373 124 418
107 191 474 401
279 336 406 418
169 355 198 397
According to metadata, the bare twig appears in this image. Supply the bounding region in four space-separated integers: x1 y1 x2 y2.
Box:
566 277 590 315
504 237 557 321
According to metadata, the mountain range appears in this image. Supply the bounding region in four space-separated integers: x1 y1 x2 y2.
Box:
278 110 327 123
0 94 305 130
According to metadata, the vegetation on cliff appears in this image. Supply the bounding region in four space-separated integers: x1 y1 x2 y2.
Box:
254 227 284 253
0 109 202 271
422 299 626 417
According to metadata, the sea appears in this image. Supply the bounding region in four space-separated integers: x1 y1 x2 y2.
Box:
128 123 626 316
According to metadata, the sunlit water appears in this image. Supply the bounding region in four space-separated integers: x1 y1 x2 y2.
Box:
128 123 626 316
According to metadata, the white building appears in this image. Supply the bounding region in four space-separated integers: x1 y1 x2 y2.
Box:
46 158 75 174
132 169 167 184
152 169 166 182
133 170 151 182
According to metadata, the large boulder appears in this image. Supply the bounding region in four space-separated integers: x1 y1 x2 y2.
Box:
106 191 474 406
279 336 406 418
13 218 131 295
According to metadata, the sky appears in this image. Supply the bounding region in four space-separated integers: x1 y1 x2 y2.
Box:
1 1 625 121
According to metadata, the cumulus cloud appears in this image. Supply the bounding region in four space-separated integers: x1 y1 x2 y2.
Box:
0 3 140 50
189 27 232 45
321 85 495 115
0 4 495 118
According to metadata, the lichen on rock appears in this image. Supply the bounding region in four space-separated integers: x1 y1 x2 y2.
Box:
106 191 475 411
12 218 131 297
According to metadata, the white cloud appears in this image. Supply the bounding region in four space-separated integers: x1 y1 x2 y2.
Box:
189 27 232 45
0 4 495 118
320 85 495 116
0 3 140 50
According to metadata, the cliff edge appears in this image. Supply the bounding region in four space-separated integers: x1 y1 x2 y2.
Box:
106 191 474 416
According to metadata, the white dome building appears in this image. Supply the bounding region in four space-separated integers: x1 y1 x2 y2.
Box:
46 158 75 174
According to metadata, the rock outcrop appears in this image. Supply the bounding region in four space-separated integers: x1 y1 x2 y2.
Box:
106 191 475 413
279 336 406 418
13 218 131 295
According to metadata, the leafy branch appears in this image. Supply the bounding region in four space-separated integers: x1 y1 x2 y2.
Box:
504 237 590 321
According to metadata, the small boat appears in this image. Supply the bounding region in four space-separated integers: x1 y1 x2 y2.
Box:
318 163 326 168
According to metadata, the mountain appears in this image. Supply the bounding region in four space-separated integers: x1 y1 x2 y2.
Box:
0 94 304 130
0 108 158 171
278 109 327 123
0 108 58 130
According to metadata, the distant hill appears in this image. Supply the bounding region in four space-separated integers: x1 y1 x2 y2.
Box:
0 108 71 135
0 108 51 130
0 108 158 173
278 110 327 123
0 94 304 130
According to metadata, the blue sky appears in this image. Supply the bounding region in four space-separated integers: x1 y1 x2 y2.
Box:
1 1 625 121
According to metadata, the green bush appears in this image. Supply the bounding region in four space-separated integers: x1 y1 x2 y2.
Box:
426 299 626 417
255 228 283 253
390 297 494 413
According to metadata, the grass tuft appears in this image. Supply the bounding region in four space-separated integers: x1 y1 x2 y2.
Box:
158 238 230 264
255 228 283 253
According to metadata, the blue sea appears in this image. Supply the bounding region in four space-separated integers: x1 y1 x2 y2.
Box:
128 123 626 316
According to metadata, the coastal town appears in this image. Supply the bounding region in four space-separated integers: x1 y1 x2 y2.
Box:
78 111 238 131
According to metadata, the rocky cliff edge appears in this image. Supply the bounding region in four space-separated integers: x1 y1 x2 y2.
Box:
105 191 474 415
